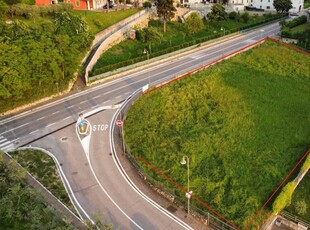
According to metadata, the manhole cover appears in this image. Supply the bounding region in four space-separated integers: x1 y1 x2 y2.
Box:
72 172 78 175
167 206 177 213
60 137 68 142
109 153 112 156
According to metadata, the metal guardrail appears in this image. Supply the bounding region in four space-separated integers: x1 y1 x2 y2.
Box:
280 210 310 228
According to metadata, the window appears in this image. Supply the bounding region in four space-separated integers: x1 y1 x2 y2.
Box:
266 5 270 8
76 0 80 6
260 5 262 8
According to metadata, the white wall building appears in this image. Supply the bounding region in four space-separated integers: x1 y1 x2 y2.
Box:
229 0 304 12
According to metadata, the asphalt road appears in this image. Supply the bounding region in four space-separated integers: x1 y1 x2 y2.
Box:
0 22 280 152
0 22 280 229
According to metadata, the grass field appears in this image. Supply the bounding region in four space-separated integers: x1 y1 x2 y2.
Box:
91 14 281 75
124 40 310 229
10 149 76 214
290 23 310 34
73 8 140 35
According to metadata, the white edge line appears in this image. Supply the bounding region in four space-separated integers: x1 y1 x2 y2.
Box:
110 90 194 230
75 121 144 230
15 147 90 224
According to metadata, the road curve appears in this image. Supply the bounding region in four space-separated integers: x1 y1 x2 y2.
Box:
0 22 281 229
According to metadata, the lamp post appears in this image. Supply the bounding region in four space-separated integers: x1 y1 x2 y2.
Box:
180 155 190 216
221 27 225 36
143 49 150 85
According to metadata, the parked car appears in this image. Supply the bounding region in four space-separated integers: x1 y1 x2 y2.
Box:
103 3 114 8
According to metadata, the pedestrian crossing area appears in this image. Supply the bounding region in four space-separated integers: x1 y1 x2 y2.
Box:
0 136 15 152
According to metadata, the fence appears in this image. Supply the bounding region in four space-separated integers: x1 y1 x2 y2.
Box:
112 88 238 230
280 211 310 229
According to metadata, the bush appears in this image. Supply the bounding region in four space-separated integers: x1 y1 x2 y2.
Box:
295 200 307 216
241 11 250 23
286 15 307 28
229 11 238 20
143 1 152 8
272 182 296 214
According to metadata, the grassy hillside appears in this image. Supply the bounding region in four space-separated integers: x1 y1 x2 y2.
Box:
124 40 310 229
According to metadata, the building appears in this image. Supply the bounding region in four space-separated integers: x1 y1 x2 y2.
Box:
231 0 304 12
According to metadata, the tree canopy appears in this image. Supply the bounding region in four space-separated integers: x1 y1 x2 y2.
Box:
273 0 292 13
155 0 176 32
0 10 92 112
207 3 227 22
185 12 204 35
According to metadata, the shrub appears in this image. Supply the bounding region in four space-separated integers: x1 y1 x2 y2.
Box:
295 200 307 216
228 11 238 20
286 15 307 28
241 11 250 23
143 1 152 8
272 182 296 214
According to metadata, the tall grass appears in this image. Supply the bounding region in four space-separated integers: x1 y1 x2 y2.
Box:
124 40 310 229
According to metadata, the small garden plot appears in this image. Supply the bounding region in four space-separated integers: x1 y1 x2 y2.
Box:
124 40 310 229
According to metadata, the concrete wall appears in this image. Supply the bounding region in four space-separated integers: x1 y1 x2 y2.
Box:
85 9 150 83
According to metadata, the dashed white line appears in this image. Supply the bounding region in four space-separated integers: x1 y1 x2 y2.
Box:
63 116 71 120
80 101 87 104
14 122 29 130
30 129 39 135
46 122 56 128
93 95 101 99
67 105 74 108
38 116 46 120
115 95 122 99
52 111 60 115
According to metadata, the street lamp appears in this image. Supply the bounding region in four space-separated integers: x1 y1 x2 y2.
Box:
221 27 225 36
143 49 151 85
180 155 190 216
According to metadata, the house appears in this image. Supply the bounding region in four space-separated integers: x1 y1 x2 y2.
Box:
231 0 304 12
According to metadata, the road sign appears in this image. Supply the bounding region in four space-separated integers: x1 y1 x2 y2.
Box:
185 191 192 199
116 120 123 127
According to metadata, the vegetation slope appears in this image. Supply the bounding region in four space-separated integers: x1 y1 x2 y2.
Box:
124 40 310 229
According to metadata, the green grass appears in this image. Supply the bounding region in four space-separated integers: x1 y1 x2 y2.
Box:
286 172 310 222
124 40 310 229
290 23 310 34
10 149 77 215
91 15 283 75
73 8 140 35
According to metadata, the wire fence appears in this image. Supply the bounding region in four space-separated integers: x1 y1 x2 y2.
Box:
114 88 238 230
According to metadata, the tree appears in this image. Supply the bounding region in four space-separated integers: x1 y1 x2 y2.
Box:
240 11 250 23
273 0 292 14
156 0 176 33
207 3 227 22
139 27 163 52
185 12 204 35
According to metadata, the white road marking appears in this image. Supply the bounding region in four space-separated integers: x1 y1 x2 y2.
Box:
93 95 101 99
0 138 7 143
79 101 87 104
13 122 29 130
67 105 74 108
63 116 71 120
0 141 11 147
38 116 46 120
115 95 122 99
46 122 56 128
30 130 39 135
52 111 60 115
